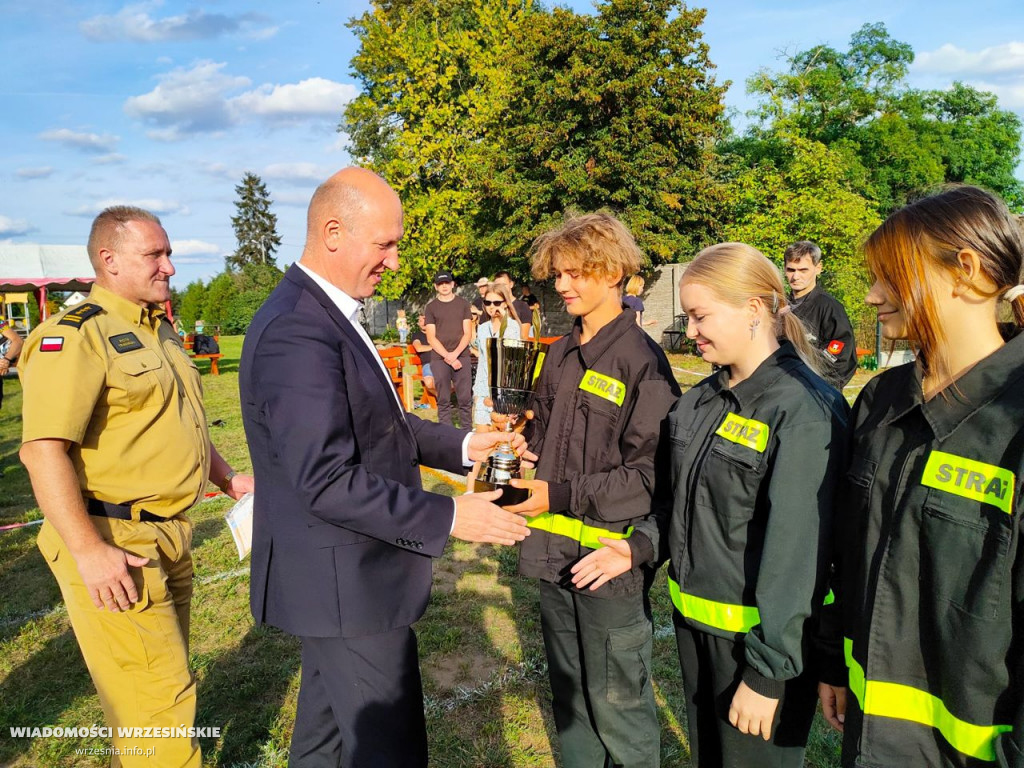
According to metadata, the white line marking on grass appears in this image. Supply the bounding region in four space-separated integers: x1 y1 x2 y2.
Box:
423 658 547 715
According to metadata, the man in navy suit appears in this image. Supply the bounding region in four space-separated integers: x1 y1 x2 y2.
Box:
238 167 531 767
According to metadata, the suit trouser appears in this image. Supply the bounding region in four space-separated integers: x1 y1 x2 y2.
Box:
37 517 200 768
674 625 816 768
289 626 427 768
432 355 472 429
539 581 660 768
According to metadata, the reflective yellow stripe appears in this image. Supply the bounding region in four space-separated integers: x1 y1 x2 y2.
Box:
823 589 835 606
578 370 626 407
666 576 760 633
532 351 546 384
920 450 1015 515
844 638 1012 761
526 512 632 550
715 413 770 453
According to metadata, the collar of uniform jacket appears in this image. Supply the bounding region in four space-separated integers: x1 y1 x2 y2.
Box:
88 283 166 328
559 309 638 367
880 330 1024 440
695 341 804 410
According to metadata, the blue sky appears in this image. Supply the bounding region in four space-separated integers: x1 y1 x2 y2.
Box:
2 0 1023 289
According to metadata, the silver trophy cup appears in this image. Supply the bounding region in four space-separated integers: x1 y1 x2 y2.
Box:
473 337 547 505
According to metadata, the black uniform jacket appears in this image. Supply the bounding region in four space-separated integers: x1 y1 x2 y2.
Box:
642 342 848 697
791 285 858 390
518 309 680 597
821 332 1024 767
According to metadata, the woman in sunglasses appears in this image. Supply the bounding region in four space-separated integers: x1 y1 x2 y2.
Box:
473 282 523 430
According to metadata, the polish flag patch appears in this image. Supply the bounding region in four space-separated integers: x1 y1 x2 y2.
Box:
40 336 64 352
826 340 845 356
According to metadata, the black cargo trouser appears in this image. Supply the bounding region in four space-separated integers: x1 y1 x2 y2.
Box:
675 625 817 768
539 580 660 768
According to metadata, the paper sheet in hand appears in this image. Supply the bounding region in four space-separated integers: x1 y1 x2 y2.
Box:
224 492 254 560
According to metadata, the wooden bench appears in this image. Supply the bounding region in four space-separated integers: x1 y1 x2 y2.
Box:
377 346 407 408
191 353 223 375
182 334 223 374
406 344 437 409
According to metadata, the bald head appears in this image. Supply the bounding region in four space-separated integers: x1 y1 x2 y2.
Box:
301 167 404 298
305 167 398 247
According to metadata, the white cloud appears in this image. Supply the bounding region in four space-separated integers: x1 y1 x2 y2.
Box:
81 3 274 43
93 154 127 166
967 80 1024 109
66 199 190 218
16 167 54 179
125 60 251 134
123 62 357 139
262 162 333 183
0 215 33 237
914 42 1024 75
39 128 120 153
230 78 358 120
170 240 223 263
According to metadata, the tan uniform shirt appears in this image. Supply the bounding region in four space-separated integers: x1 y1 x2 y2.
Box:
20 284 210 518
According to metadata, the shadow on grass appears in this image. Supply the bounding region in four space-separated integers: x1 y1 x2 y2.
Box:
196 624 300 766
0 629 95 764
191 514 229 551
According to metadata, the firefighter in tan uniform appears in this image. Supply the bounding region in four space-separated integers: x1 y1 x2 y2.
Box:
18 206 253 767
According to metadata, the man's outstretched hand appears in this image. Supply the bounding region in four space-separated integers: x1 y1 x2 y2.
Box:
452 489 530 546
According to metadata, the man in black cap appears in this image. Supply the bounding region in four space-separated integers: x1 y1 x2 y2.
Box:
424 270 473 427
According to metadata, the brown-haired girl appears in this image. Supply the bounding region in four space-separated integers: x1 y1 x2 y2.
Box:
575 242 848 766
818 185 1024 767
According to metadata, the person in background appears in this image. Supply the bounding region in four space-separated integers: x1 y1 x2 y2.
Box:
396 308 409 344
577 242 847 767
0 313 24 409
472 276 490 313
506 213 681 768
472 282 521 431
817 185 1024 767
494 270 534 338
410 314 435 404
425 270 474 428
784 241 857 390
19 205 253 766
622 274 656 327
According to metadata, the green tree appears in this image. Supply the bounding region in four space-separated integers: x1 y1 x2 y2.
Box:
203 272 235 332
344 0 533 297
475 0 728 271
228 172 282 270
744 23 1023 213
722 135 881 329
175 279 208 333
224 262 284 334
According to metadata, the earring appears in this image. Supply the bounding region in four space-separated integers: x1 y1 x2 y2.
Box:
749 317 760 339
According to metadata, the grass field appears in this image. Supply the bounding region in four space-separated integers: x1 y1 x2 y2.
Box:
0 335 860 767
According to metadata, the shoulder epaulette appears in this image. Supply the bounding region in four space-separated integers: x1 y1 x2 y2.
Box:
57 302 103 329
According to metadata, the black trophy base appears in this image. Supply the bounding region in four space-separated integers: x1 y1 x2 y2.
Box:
473 477 530 507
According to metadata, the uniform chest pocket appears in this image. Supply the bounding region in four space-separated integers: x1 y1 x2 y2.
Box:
697 438 769 517
580 397 621 468
920 489 1013 621
112 350 167 410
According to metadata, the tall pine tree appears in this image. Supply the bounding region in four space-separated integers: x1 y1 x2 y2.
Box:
228 172 282 269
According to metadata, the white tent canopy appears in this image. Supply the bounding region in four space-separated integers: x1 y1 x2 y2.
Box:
0 244 94 292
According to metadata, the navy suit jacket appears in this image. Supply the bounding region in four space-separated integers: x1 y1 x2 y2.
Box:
239 265 466 638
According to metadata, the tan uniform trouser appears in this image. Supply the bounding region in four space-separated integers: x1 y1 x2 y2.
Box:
38 516 200 768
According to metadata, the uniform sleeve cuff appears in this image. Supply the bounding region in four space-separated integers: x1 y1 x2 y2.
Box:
741 666 786 700
626 531 654 566
547 482 572 514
